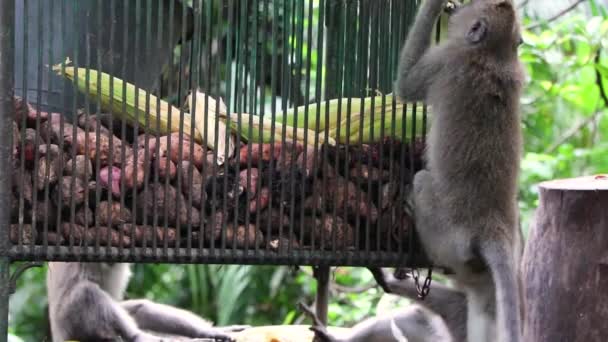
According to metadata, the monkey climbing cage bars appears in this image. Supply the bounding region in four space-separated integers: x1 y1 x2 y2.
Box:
0 0 434 339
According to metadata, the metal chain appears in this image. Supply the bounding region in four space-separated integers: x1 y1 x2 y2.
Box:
411 267 433 300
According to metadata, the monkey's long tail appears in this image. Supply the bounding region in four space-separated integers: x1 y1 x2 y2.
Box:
479 237 522 342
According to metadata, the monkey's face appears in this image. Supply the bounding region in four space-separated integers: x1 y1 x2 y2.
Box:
448 0 522 53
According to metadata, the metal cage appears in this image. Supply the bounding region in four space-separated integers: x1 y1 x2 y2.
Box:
0 0 432 338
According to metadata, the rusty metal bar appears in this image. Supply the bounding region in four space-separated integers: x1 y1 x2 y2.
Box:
0 0 15 340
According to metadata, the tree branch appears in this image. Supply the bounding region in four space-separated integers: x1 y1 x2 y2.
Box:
595 50 608 107
526 0 587 31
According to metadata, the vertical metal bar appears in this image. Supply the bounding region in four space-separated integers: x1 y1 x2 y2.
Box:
310 0 325 254
299 0 315 250
0 0 15 339
314 266 330 325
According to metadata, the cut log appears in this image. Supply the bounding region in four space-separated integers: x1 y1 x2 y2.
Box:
523 175 608 342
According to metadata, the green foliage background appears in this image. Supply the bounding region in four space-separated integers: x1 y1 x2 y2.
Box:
8 1 608 341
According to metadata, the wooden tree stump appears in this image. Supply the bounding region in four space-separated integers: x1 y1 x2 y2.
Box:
523 175 608 342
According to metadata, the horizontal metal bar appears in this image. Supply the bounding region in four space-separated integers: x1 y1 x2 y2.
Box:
9 246 430 267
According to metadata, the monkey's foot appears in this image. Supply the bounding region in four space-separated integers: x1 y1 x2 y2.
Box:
368 267 393 294
393 268 411 280
309 326 339 342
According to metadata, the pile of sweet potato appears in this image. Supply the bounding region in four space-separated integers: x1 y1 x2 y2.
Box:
9 97 423 252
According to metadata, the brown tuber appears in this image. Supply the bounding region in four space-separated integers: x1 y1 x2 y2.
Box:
224 224 264 249
139 133 207 169
75 206 94 227
97 201 132 227
53 177 87 208
123 150 146 189
256 208 289 232
65 155 93 181
77 113 112 137
307 215 354 250
138 183 201 227
22 128 42 164
269 236 300 253
60 223 131 247
304 177 378 223
121 224 177 247
99 166 122 197
239 168 260 197
13 170 34 205
350 165 390 182
27 202 59 227
248 187 271 213
156 156 177 181
238 143 283 167
36 154 62 191
179 161 204 208
296 146 319 177
10 224 36 245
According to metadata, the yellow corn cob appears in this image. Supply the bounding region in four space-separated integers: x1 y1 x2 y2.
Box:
52 60 203 143
223 112 336 146
276 94 429 143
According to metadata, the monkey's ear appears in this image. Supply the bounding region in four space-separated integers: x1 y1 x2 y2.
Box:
466 19 487 44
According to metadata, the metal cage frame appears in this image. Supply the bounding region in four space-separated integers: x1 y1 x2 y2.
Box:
0 0 434 339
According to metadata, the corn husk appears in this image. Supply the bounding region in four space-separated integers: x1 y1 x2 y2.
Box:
275 94 429 143
52 59 203 143
186 89 235 165
220 112 337 146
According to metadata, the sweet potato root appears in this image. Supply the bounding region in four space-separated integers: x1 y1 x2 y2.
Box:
65 155 93 181
39 121 84 153
12 121 19 163
277 142 304 170
239 168 259 197
179 161 204 208
140 133 206 169
13 170 34 205
269 236 300 253
303 177 378 223
41 120 129 167
44 232 65 245
10 224 36 245
60 223 131 247
38 144 62 159
203 211 227 243
75 206 94 227
27 202 59 227
99 166 122 197
53 176 87 208
307 215 354 250
97 201 132 227
256 208 289 233
36 154 62 191
13 96 56 128
238 143 283 167
296 146 319 177
248 187 271 213
138 183 201 227
123 150 146 189
22 128 42 164
350 165 390 182
156 156 177 181
224 224 264 249
77 113 112 137
120 224 177 247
